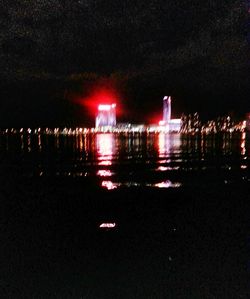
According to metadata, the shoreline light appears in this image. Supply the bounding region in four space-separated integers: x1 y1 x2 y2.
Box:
99 223 116 229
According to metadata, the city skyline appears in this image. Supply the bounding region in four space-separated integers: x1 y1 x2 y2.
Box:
0 1 249 127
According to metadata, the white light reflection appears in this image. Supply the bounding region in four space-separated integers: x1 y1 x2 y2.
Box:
101 180 181 190
241 132 246 156
101 181 120 190
158 133 181 157
158 133 170 157
153 180 182 188
98 161 112 166
27 135 31 152
38 134 42 151
97 170 113 177
156 166 180 171
96 133 115 164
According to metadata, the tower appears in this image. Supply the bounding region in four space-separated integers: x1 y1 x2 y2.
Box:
95 104 116 128
163 96 171 123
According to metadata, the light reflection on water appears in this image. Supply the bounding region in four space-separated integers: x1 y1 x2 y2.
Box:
0 132 249 189
96 133 114 162
158 132 181 157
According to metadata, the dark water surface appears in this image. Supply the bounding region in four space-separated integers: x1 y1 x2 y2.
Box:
0 132 249 298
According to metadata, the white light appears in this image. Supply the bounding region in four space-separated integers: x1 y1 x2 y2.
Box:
99 223 116 228
97 170 113 177
101 181 119 190
98 104 111 111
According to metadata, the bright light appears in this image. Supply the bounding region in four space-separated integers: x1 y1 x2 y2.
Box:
158 132 170 156
155 180 171 188
163 96 171 101
159 120 165 126
98 104 111 111
96 133 114 162
154 180 182 188
98 161 112 166
101 181 118 190
98 104 116 111
99 223 116 228
97 170 113 177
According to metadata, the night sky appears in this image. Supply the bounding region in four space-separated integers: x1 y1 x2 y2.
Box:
0 0 249 127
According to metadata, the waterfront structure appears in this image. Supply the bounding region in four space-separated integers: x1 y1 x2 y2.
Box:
94 96 182 132
168 119 182 132
163 96 171 123
95 104 116 128
160 96 182 132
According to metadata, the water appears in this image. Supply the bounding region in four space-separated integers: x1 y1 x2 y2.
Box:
0 132 249 188
0 132 249 298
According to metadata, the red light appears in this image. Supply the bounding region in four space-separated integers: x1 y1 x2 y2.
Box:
67 77 123 120
77 83 120 117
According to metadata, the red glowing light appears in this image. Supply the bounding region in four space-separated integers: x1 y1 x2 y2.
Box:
74 79 121 117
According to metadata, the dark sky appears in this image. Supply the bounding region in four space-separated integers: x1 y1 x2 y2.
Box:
0 0 249 126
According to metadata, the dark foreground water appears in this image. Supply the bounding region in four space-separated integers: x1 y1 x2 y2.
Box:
0 132 249 298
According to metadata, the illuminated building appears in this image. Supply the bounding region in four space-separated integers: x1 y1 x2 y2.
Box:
163 96 171 123
95 104 116 128
159 96 182 132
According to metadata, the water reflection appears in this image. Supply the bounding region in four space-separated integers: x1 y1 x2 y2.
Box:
158 133 170 157
38 134 42 151
97 170 113 177
102 181 120 190
153 180 182 188
96 133 115 165
241 132 246 156
158 133 181 157
0 131 249 188
101 179 182 190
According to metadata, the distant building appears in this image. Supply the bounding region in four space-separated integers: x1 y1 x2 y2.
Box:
116 123 145 132
95 104 116 128
94 97 182 133
168 119 182 132
160 96 182 132
163 96 171 123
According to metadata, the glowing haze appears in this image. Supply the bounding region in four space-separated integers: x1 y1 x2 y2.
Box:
74 79 122 119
